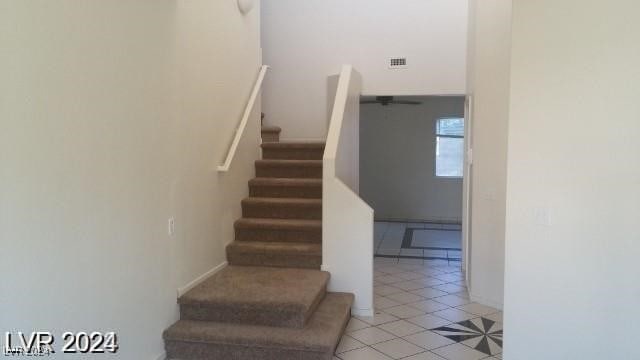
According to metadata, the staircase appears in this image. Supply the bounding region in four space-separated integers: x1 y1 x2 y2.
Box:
163 125 353 360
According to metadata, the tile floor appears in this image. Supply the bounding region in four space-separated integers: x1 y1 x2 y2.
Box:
335 257 503 360
375 221 462 262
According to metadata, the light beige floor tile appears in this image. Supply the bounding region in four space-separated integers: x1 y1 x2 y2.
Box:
375 296 403 310
402 352 447 360
377 320 425 337
346 318 371 332
356 311 399 326
419 277 448 287
453 290 470 299
383 305 425 319
336 335 367 354
386 291 425 304
411 288 449 299
456 302 500 316
372 338 425 359
483 311 503 323
432 283 466 294
374 285 404 296
375 257 398 265
376 275 405 284
433 273 464 282
397 264 425 271
348 327 397 346
406 314 451 329
402 330 456 350
432 268 462 276
376 266 406 275
392 280 429 291
399 258 424 265
424 260 450 268
432 295 471 307
407 299 450 313
339 346 394 360
432 308 477 322
415 267 446 276
396 271 427 280
431 343 488 360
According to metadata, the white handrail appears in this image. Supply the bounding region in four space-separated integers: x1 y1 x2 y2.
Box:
217 65 269 172
322 65 374 317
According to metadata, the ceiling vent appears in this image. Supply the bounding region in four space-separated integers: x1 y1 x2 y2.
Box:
389 57 408 69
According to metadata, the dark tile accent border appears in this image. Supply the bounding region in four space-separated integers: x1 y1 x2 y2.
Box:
374 221 463 262
401 227 462 251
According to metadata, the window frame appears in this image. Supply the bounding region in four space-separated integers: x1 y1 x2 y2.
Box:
434 117 465 179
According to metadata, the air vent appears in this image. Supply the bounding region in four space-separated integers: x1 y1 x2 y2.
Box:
389 57 408 69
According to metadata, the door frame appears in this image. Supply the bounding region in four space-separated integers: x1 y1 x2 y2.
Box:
462 95 473 285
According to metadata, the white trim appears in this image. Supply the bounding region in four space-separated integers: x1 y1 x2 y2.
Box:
177 262 228 298
352 307 374 317
470 292 504 311
217 65 269 172
462 95 473 277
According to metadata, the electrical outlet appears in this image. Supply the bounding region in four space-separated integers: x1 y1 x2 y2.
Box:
168 217 175 236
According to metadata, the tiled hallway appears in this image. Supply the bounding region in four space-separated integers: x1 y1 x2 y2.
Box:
335 258 502 360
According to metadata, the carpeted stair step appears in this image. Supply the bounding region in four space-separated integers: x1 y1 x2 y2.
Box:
249 178 322 199
164 292 353 360
255 160 322 179
227 241 322 269
242 197 322 220
235 218 321 244
179 266 328 328
261 125 281 143
261 142 325 160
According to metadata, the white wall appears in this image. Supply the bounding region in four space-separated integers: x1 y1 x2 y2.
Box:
465 0 511 309
360 97 464 222
503 1 640 358
323 66 374 317
0 1 261 359
261 0 468 140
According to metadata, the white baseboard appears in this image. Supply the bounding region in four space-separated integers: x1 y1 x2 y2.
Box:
470 292 504 311
352 307 374 317
177 261 228 298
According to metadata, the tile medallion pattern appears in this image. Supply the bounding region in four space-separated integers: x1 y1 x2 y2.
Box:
335 257 504 360
432 317 503 356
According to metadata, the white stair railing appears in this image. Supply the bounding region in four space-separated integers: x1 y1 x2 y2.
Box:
323 65 374 317
218 65 269 172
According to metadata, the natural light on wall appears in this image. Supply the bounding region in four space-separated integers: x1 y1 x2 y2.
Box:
435 118 464 177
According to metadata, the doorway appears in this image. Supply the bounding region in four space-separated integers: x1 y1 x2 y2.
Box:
359 96 466 265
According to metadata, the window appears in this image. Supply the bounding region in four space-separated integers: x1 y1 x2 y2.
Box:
435 118 464 177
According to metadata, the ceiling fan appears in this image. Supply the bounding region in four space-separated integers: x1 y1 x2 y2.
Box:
360 96 422 106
